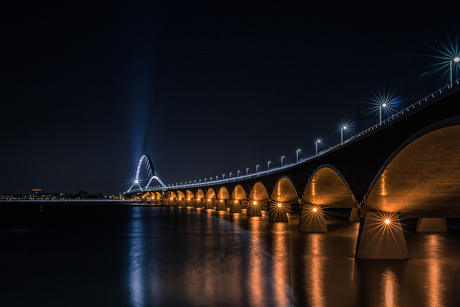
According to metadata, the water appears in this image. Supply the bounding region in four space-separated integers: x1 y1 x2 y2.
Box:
1 202 460 306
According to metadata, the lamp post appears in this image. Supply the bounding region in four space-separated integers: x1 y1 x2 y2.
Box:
230 172 232 178
379 103 387 125
222 174 225 179
296 149 301 163
256 165 259 173
341 126 347 144
237 170 240 177
451 57 460 87
246 168 249 175
316 140 320 155
268 161 271 170
281 156 285 167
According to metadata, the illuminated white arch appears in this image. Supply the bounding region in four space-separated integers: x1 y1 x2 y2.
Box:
127 154 166 192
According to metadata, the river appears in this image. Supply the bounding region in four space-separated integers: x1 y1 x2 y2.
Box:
1 202 459 306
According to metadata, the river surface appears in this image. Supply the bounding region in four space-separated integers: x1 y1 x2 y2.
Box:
1 202 460 306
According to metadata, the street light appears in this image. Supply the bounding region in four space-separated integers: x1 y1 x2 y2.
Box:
316 140 321 155
281 156 285 167
246 168 249 175
451 57 460 87
230 172 232 178
256 165 259 173
222 174 225 179
296 149 301 163
268 161 271 170
380 103 387 125
341 126 347 144
237 170 240 177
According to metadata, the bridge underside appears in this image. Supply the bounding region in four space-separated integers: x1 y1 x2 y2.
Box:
365 125 460 218
302 167 355 209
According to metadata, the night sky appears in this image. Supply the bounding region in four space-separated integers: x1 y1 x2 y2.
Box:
2 1 459 195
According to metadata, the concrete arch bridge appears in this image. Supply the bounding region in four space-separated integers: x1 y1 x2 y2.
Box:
124 81 460 259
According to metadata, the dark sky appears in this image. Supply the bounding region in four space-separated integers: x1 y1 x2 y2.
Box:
2 1 459 195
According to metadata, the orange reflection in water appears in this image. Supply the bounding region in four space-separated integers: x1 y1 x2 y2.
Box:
247 218 264 306
305 234 325 307
425 235 447 307
272 223 293 306
379 268 399 307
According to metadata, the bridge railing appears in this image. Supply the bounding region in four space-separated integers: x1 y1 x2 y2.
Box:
126 79 459 194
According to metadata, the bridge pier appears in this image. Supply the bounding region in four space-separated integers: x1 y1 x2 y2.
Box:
195 199 203 208
416 218 447 232
268 203 289 222
204 199 214 209
216 199 227 211
298 206 327 232
356 212 409 259
247 200 262 217
229 200 242 213
349 208 360 222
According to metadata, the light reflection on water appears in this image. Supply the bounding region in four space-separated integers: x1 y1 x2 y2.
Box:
305 234 326 307
247 217 264 306
271 222 295 306
128 207 147 306
123 208 460 307
379 268 399 307
1 204 460 307
424 235 448 307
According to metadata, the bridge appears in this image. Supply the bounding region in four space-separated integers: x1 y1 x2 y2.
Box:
124 80 460 259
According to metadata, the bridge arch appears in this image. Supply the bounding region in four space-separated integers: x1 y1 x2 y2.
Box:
176 190 185 205
184 190 194 206
364 119 460 217
249 182 270 201
206 188 216 199
217 187 230 200
185 190 194 199
177 190 185 199
231 185 247 200
128 154 165 192
196 189 205 199
271 176 298 205
249 182 270 211
302 165 356 209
